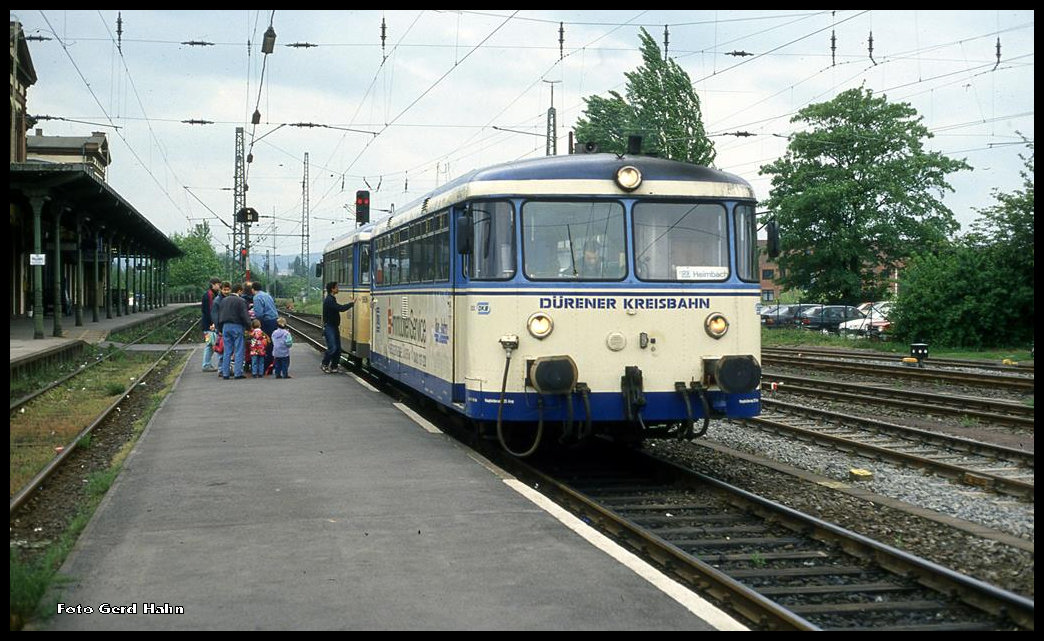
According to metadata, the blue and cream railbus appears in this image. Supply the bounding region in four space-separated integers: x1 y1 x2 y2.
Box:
325 152 768 455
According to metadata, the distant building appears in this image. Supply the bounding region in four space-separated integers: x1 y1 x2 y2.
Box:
10 20 37 163
757 239 899 302
26 129 112 180
757 240 781 303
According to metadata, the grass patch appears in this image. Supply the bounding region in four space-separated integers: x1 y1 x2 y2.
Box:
9 353 155 499
9 345 113 402
11 549 53 629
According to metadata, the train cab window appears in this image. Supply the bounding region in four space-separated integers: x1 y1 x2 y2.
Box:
734 203 759 283
468 200 515 280
633 202 728 281
521 200 626 280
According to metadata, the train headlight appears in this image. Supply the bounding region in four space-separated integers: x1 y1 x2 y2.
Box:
527 312 554 339
615 165 642 191
704 312 729 339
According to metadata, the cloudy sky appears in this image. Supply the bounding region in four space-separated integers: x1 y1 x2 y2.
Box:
11 10 1034 262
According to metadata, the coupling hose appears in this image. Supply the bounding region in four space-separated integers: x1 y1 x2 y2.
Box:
496 350 543 457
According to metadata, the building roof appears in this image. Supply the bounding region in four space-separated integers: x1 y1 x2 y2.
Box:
10 162 182 259
26 132 111 166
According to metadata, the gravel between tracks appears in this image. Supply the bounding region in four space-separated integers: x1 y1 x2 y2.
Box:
644 418 1034 598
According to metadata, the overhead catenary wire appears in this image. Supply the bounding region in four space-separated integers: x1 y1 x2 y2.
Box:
20 10 1031 254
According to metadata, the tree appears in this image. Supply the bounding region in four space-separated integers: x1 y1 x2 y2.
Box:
891 145 1033 348
574 28 714 165
760 87 970 303
966 142 1034 281
167 223 223 290
290 255 309 277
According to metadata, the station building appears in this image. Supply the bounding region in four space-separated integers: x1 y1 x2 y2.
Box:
10 20 181 339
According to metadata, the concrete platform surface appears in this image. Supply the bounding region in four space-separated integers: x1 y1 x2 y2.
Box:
38 346 744 631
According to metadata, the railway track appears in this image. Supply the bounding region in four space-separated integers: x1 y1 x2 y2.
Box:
763 346 1034 373
762 352 1034 392
761 373 1034 429
10 310 197 413
520 445 1033 631
751 400 1034 499
9 316 197 515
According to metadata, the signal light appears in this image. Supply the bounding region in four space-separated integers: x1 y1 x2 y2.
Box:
355 190 370 224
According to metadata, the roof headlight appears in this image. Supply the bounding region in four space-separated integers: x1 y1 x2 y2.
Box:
615 165 642 191
527 312 554 339
705 312 729 339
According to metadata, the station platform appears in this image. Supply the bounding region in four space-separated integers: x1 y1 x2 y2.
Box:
37 344 744 631
10 303 196 367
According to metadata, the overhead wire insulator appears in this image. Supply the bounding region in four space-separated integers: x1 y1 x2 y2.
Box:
381 17 387 63
830 10 836 67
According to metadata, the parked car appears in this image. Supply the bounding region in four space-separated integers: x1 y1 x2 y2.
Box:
795 305 865 333
760 304 794 329
760 303 823 329
856 301 892 315
839 303 893 338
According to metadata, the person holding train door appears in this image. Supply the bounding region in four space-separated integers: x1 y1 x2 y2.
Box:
321 281 354 374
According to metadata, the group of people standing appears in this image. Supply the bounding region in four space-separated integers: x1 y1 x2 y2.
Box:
201 278 355 379
201 279 293 380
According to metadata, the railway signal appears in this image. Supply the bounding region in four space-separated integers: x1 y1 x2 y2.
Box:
355 190 370 224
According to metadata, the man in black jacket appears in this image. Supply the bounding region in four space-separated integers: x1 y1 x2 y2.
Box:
218 283 252 379
321 281 354 373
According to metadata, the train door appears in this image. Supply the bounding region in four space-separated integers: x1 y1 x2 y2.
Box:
354 242 371 362
451 200 516 411
451 205 468 405
348 243 358 355
336 244 354 358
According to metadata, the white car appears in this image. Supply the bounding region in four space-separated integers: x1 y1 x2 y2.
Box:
840 302 893 338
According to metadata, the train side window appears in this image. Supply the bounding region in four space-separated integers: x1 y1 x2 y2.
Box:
359 244 371 285
435 211 450 281
469 200 515 280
